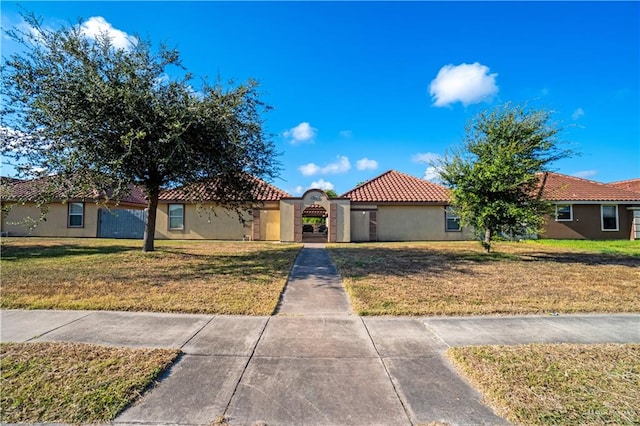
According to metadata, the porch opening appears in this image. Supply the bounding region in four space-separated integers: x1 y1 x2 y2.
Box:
302 204 328 243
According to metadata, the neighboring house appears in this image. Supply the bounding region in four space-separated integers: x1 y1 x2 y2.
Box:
1 176 147 238
538 172 640 240
156 177 290 241
340 170 474 242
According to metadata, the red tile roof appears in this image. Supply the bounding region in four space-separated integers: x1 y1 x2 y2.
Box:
2 176 148 206
538 172 640 202
609 178 640 194
303 203 328 217
159 176 290 202
341 170 450 203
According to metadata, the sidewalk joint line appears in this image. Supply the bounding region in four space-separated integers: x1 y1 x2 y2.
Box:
25 310 95 342
422 319 451 349
179 315 217 349
360 317 415 426
221 315 271 420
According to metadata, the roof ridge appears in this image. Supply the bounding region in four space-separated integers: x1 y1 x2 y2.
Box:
609 177 640 185
540 171 640 201
340 169 393 197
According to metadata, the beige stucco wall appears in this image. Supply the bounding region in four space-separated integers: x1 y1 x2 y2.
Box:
333 199 351 243
1 202 101 237
279 200 296 242
155 203 253 240
376 205 473 241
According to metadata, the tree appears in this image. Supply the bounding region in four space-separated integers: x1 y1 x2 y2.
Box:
1 13 279 251
438 103 572 253
325 189 338 197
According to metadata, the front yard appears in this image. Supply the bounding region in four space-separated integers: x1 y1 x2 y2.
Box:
328 240 640 315
1 238 639 424
0 238 301 315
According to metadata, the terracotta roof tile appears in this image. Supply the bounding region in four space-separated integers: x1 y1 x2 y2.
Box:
2 176 148 206
341 170 450 203
159 176 290 202
538 172 640 202
608 178 640 194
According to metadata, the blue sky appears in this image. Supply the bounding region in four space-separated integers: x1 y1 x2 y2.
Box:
2 1 639 195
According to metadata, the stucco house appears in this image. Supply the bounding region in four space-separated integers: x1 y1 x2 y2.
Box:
341 170 474 242
150 169 472 243
538 172 640 240
1 176 148 238
4 170 639 241
155 177 289 241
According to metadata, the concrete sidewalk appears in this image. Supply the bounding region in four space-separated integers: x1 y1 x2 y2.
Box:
1 244 639 426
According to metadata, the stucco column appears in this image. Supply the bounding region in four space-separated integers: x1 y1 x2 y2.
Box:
329 203 337 243
294 203 302 242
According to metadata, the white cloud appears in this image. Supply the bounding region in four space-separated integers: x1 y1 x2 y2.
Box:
299 163 321 176
412 152 442 164
356 157 378 171
412 153 443 181
80 17 136 50
294 185 304 195
339 130 352 138
423 166 443 182
572 108 585 120
283 122 317 144
572 170 598 179
429 62 498 107
299 155 351 176
309 179 334 191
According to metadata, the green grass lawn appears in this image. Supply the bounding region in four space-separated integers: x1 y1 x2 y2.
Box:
530 238 640 256
0 342 179 424
0 238 301 315
328 240 640 316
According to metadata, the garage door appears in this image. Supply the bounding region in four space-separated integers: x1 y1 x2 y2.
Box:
98 208 147 239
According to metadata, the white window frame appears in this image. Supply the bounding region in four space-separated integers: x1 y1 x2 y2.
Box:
555 204 573 221
445 207 461 232
68 202 84 228
168 204 185 230
601 205 619 231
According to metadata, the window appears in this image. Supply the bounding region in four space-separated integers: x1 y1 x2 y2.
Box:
168 204 184 230
601 205 618 231
445 207 461 232
68 202 84 228
555 204 573 221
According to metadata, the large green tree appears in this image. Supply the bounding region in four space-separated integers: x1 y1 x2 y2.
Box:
1 13 279 251
438 104 572 253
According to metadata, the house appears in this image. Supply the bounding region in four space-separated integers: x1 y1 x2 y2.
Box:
1 176 147 238
340 170 473 242
156 177 289 241
152 170 470 243
538 172 640 240
5 170 638 242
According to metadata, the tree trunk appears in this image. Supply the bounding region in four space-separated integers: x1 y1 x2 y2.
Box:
482 228 492 253
142 187 159 252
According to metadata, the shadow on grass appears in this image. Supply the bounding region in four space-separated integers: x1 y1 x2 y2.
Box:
1 244 135 261
328 246 639 280
188 247 300 278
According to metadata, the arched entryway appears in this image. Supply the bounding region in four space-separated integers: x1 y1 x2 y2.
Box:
302 203 328 243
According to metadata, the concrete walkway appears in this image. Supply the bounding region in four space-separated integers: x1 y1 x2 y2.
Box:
2 244 639 426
